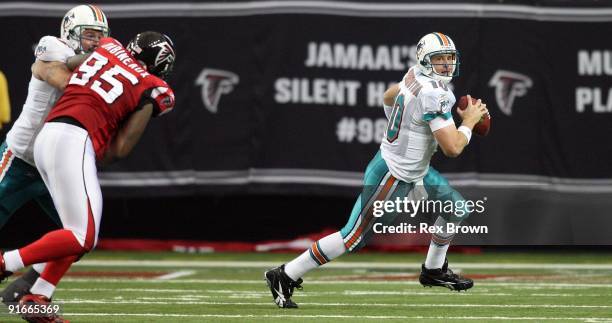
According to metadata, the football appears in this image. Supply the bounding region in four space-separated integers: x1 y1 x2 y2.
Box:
457 95 491 136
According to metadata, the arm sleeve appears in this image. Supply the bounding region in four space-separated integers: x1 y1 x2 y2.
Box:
420 90 454 132
429 116 455 132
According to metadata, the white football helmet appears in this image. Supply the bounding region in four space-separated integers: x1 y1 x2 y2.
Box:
416 32 460 84
60 5 110 53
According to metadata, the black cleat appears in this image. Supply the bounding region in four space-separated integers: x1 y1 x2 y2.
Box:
264 264 303 308
1 268 40 305
419 258 474 292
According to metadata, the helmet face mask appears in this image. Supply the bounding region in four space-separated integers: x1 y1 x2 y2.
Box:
61 5 110 54
127 32 176 80
416 33 460 84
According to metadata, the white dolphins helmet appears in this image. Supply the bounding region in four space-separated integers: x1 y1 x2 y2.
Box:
416 32 460 84
60 4 110 53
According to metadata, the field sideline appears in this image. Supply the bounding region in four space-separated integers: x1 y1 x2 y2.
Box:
1 251 611 322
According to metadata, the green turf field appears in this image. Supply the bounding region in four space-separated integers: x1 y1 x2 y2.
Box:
2 251 612 322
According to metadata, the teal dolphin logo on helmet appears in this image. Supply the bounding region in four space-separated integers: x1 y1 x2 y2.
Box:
416 32 460 84
60 5 110 54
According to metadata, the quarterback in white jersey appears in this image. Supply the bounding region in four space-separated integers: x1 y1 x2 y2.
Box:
380 65 456 183
0 4 109 318
265 32 488 308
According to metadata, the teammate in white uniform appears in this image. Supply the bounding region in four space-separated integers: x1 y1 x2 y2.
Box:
0 4 109 311
265 32 488 308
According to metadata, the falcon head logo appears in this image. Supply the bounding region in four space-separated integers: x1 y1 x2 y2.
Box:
153 42 175 68
195 68 239 113
488 70 533 116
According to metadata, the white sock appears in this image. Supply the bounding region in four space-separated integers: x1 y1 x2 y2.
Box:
318 232 346 259
285 231 346 281
3 250 25 272
425 241 450 269
424 216 457 269
30 278 56 299
32 263 46 274
284 250 317 282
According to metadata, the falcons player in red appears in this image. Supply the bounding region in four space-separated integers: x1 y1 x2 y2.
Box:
0 31 176 322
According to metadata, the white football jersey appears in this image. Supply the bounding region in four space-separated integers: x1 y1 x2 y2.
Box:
380 66 456 183
6 36 75 165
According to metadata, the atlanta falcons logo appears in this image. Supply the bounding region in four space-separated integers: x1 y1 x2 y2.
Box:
488 70 533 116
153 42 175 67
195 68 239 113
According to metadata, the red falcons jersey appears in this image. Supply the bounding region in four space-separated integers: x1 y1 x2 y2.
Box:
47 37 175 160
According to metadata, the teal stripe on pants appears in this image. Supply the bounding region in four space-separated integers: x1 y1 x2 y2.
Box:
340 151 414 252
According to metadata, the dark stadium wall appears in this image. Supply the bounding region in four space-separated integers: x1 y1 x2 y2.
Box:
1 1 611 246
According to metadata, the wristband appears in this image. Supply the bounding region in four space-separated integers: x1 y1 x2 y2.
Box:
458 125 472 144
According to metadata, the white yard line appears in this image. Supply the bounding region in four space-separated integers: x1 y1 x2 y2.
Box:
205 289 515 297
62 288 201 293
57 299 612 309
153 270 195 280
59 278 612 289
75 260 612 270
529 293 611 297
62 313 612 321
342 290 514 296
59 288 612 297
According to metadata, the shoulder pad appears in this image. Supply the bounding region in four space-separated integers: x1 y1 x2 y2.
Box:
35 36 74 62
420 89 453 122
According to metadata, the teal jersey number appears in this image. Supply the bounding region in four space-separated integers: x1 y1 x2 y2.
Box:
386 94 405 143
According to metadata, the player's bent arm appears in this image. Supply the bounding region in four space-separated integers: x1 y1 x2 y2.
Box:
107 103 154 160
434 96 487 158
31 60 71 91
433 124 468 158
31 53 90 91
384 70 412 106
383 83 400 107
66 53 90 71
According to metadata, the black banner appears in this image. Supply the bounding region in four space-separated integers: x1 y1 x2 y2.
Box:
1 2 612 244
0 3 611 195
